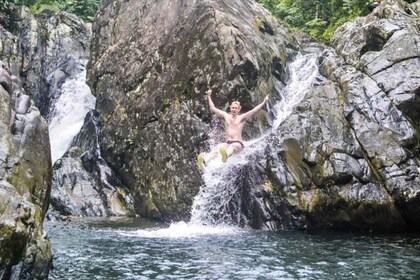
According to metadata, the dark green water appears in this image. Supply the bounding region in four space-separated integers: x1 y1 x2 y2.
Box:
46 218 420 280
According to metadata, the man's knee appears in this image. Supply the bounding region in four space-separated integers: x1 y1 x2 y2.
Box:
232 143 243 153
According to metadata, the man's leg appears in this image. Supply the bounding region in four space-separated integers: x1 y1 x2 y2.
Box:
220 143 242 162
197 149 218 170
204 143 226 163
226 143 242 157
219 146 228 162
197 154 206 171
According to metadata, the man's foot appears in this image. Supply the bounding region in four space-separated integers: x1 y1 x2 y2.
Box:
219 147 227 163
197 154 206 171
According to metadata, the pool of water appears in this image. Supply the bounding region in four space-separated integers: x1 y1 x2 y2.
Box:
46 218 420 279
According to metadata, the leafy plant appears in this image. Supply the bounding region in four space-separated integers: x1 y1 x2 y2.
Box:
256 0 373 42
1 0 100 22
60 0 100 22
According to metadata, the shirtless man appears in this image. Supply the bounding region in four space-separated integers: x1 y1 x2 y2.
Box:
197 87 269 170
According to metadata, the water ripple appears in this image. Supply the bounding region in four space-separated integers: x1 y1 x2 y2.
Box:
46 219 420 280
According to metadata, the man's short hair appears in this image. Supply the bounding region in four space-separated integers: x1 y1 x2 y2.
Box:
231 101 241 107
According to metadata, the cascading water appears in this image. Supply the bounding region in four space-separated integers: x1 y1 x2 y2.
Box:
271 53 322 129
48 59 96 163
130 53 323 237
189 53 324 227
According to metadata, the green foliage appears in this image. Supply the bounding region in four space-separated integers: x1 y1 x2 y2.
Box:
1 0 100 22
60 0 100 22
256 0 373 42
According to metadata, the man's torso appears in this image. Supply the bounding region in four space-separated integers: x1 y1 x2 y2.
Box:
224 114 245 141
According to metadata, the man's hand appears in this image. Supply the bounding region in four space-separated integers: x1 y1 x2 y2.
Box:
206 87 212 97
263 95 269 103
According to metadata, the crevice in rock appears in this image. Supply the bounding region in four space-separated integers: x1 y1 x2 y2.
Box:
360 34 387 56
344 113 387 191
365 55 419 76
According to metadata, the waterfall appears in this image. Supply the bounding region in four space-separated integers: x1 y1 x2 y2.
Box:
190 53 323 227
271 53 321 130
48 60 96 163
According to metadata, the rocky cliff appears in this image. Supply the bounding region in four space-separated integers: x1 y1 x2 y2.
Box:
88 0 298 220
0 5 54 279
1 4 94 278
0 64 52 278
0 4 91 115
88 0 419 231
1 3 135 221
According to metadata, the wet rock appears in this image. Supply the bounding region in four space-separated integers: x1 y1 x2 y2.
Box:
15 94 31 114
88 0 298 221
243 0 419 232
86 0 419 232
0 67 12 94
49 110 136 218
0 5 91 115
331 0 420 127
0 63 52 279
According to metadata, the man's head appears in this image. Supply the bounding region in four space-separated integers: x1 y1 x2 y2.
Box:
230 101 241 115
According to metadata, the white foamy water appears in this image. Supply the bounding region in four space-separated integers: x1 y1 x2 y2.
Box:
48 67 96 163
122 221 244 239
188 53 322 229
114 54 322 239
272 53 321 129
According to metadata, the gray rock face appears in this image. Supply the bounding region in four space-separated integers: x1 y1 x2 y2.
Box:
245 0 419 231
49 110 136 218
0 4 91 115
0 64 52 279
88 0 298 220
1 4 134 221
88 0 419 231
236 0 419 231
324 0 420 231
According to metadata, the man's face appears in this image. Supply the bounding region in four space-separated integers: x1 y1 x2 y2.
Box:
230 104 240 115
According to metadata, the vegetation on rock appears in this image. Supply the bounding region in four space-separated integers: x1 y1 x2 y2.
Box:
256 0 417 41
1 0 100 22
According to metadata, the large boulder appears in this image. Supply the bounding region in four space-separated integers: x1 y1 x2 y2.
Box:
244 0 419 231
0 64 52 279
88 0 298 220
1 4 133 220
49 110 136 218
87 0 419 232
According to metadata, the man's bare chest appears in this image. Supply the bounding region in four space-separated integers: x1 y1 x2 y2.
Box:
226 117 243 127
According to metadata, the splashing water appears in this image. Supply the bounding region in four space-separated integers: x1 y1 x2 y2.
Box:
127 54 323 238
123 221 244 238
190 53 323 228
48 64 96 163
272 53 322 129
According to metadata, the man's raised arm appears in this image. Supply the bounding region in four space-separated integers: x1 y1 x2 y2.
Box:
240 95 269 121
207 88 227 118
